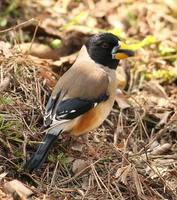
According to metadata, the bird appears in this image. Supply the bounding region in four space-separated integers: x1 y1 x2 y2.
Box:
24 32 134 172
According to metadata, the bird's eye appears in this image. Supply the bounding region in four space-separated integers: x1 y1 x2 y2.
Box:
101 42 109 48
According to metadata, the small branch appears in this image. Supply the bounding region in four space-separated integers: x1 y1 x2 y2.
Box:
0 18 38 34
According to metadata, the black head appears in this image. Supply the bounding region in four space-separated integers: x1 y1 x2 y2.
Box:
85 33 120 69
85 33 135 69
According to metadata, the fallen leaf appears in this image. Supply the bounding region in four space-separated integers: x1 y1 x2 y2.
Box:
0 76 11 92
156 111 171 127
115 89 131 109
115 164 131 184
15 43 60 60
0 172 8 181
72 159 89 174
149 140 159 151
132 166 144 196
93 0 119 18
144 80 168 98
4 179 33 199
0 188 12 200
116 66 127 90
39 69 58 88
71 142 85 152
0 41 12 58
150 143 172 155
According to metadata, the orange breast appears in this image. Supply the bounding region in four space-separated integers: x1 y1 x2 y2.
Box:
70 97 114 137
71 107 100 136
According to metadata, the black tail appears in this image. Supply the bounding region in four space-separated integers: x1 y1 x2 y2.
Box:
24 133 59 172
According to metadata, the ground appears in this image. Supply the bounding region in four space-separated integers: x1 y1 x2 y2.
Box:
0 0 177 199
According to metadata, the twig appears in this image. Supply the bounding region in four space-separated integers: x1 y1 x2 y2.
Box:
143 158 177 197
91 164 115 200
91 164 104 193
49 161 59 189
27 19 41 55
0 18 38 33
57 159 101 186
11 106 35 135
0 155 18 168
139 112 177 154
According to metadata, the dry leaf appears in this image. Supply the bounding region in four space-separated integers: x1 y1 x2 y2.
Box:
115 164 131 184
115 89 131 109
15 43 60 60
132 167 144 196
0 76 11 92
71 142 85 152
0 188 12 200
72 159 89 174
71 136 88 152
116 66 127 90
144 80 168 98
150 143 171 155
0 41 12 58
39 69 58 88
146 164 169 179
93 0 119 17
116 142 126 151
81 176 90 190
53 53 77 67
149 140 159 151
0 172 7 181
4 179 33 200
156 111 171 127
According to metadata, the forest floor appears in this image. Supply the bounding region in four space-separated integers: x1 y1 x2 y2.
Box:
0 0 177 199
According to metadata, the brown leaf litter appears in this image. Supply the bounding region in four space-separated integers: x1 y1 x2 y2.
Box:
1 0 177 199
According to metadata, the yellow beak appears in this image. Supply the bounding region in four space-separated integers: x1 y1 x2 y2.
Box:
112 42 135 60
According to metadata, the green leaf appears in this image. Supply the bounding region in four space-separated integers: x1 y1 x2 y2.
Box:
126 35 157 51
107 33 157 51
50 39 62 49
3 0 20 16
0 96 14 105
0 17 7 27
60 11 88 31
159 44 177 56
108 28 127 39
141 35 157 46
144 69 177 82
57 152 73 166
